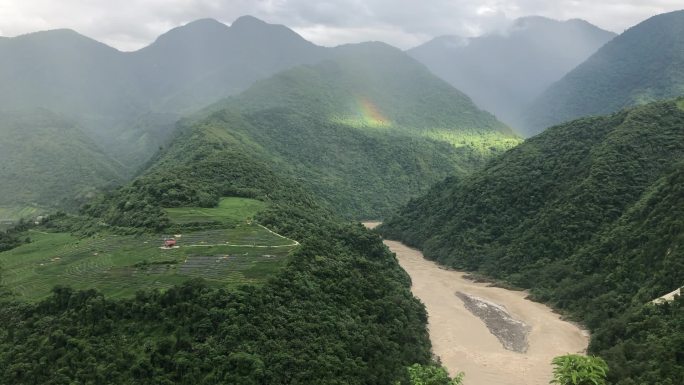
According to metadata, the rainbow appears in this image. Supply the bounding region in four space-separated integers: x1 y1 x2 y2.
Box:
331 96 392 128
356 97 390 126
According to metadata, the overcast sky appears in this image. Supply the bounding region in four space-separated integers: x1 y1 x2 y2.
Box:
0 0 682 51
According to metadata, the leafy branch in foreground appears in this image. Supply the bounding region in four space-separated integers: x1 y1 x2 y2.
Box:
405 363 464 385
551 354 608 385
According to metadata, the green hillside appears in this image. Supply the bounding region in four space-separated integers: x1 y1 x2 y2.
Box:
0 198 297 301
0 84 437 383
380 99 684 384
524 10 684 136
185 42 518 219
0 109 125 212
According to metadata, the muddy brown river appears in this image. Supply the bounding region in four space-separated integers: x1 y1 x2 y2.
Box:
363 222 588 385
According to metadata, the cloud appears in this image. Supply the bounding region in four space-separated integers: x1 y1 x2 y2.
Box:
0 0 681 50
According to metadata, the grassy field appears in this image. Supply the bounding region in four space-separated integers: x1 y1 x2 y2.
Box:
0 197 297 300
165 197 267 224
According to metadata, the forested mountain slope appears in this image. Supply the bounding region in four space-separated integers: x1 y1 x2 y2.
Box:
0 109 124 211
0 16 517 221
524 10 684 136
0 76 437 383
172 42 518 218
380 99 684 384
409 16 615 129
0 17 328 218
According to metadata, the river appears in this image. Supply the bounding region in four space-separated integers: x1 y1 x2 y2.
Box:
363 222 588 385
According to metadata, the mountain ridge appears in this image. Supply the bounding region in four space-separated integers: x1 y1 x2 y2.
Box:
159 42 517 219
523 9 684 135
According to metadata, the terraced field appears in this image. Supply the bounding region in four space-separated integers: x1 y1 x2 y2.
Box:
0 205 41 230
0 198 297 300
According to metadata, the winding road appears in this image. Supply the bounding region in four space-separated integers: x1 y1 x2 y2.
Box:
363 222 588 385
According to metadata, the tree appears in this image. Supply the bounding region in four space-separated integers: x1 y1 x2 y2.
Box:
406 363 464 385
550 354 608 385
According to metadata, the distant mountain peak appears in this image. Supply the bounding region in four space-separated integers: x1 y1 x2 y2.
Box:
140 18 230 52
161 17 229 36
229 14 296 36
336 41 401 53
231 15 269 28
226 14 316 47
183 18 227 29
17 28 89 40
513 15 556 24
510 15 613 34
7 28 120 52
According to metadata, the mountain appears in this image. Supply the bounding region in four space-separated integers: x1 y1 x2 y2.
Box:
0 16 327 162
130 16 328 113
165 42 518 219
0 46 441 382
0 16 328 218
0 109 125 211
380 98 684 384
523 10 684 136
408 16 615 130
0 16 520 220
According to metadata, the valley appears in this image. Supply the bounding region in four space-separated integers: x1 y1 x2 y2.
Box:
0 6 683 385
364 222 588 385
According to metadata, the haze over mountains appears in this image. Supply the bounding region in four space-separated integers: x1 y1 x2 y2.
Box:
523 10 684 135
0 16 327 167
102 42 517 221
0 110 124 210
3 9 682 218
408 16 616 129
0 17 326 214
0 15 519 218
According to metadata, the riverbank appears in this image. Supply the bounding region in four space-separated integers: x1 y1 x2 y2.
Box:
363 222 588 385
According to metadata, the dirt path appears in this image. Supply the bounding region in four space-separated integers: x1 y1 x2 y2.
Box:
363 222 588 385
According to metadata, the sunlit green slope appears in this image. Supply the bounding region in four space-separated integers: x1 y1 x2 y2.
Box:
184 42 519 218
